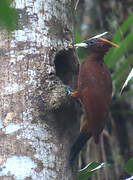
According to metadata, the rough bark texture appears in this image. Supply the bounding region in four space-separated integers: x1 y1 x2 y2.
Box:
0 0 80 179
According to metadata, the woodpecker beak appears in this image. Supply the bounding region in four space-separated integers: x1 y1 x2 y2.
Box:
98 38 120 48
74 42 88 48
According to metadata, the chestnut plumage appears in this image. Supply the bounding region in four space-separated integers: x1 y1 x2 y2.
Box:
69 37 119 165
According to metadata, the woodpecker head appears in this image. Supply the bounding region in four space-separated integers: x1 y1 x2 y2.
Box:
86 37 119 53
74 33 119 53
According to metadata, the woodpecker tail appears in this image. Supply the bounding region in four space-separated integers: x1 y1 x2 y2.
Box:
69 131 91 166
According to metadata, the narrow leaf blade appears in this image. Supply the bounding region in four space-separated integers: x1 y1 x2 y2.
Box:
125 158 133 175
120 68 133 93
78 162 109 180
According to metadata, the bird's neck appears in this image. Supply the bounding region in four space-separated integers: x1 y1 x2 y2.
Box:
90 52 106 62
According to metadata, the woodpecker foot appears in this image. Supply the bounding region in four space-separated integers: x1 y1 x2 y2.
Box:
64 85 80 98
64 85 74 95
71 91 80 98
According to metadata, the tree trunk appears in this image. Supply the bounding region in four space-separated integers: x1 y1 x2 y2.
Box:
0 0 79 179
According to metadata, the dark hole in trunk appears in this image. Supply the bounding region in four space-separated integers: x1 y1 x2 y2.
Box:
54 49 79 88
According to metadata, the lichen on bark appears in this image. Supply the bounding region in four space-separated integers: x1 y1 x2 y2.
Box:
0 0 79 180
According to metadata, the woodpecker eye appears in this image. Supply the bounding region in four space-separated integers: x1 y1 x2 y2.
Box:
88 39 96 45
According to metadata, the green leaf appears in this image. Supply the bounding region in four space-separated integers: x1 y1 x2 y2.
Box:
112 13 133 43
75 30 83 43
120 68 133 93
112 55 133 80
105 31 133 68
125 158 133 175
105 13 133 69
0 0 18 31
78 162 109 180
112 90 133 104
74 30 88 63
114 70 130 92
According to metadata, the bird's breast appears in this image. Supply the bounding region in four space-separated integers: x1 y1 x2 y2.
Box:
78 58 112 133
78 59 112 97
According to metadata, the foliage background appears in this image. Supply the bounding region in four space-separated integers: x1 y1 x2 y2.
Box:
75 0 133 179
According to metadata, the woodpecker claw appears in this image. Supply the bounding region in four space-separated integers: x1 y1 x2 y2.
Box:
64 85 74 95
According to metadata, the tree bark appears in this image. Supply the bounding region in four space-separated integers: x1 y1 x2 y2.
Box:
0 0 79 179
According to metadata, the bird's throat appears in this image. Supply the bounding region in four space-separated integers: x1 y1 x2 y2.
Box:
91 52 106 62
